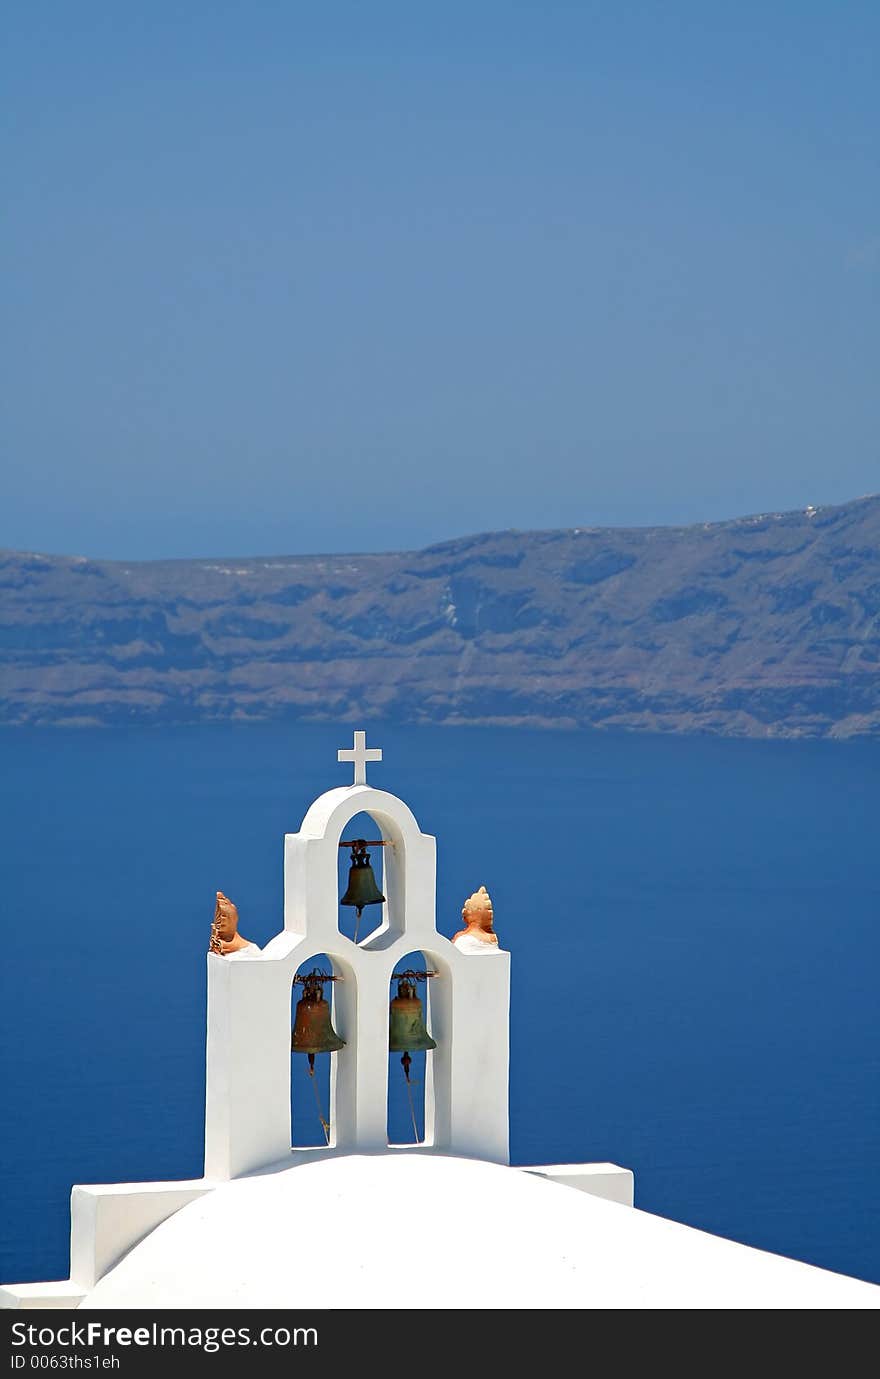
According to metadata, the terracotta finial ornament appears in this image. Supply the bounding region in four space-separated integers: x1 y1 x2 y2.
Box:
452 885 500 953
209 891 260 957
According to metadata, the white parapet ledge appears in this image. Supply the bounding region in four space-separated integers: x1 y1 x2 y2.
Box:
69 1180 216 1290
0 1179 216 1309
0 1281 85 1311
522 1162 635 1206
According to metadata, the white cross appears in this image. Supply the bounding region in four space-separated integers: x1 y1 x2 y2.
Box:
337 730 383 786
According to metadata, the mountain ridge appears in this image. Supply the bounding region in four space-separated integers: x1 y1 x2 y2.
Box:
7 492 879 566
2 494 879 737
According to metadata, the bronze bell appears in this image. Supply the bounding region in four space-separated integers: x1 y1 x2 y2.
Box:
388 974 437 1054
340 840 385 917
292 973 345 1070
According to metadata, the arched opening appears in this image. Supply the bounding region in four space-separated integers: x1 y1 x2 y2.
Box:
387 951 435 1146
291 953 345 1149
337 811 387 944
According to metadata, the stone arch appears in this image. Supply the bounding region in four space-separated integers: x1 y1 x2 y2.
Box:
291 953 339 1149
387 951 435 1146
284 787 438 951
287 946 358 1154
205 776 509 1180
337 810 388 945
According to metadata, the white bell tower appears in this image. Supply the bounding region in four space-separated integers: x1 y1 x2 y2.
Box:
204 731 511 1178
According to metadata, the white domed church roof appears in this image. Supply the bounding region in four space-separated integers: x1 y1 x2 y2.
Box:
80 1154 878 1310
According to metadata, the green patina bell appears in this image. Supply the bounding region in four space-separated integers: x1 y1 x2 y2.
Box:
388 975 437 1053
340 840 385 917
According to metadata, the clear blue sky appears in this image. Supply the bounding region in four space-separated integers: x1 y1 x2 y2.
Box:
2 2 878 558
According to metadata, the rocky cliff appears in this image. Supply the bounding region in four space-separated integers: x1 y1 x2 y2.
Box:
1 495 878 737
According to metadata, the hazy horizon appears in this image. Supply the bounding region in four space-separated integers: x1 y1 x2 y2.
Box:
2 488 878 564
3 3 878 561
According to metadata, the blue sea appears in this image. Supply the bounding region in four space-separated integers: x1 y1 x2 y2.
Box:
1 722 878 1289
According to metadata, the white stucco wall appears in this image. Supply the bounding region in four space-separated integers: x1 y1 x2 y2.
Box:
204 784 511 1178
526 1162 635 1205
